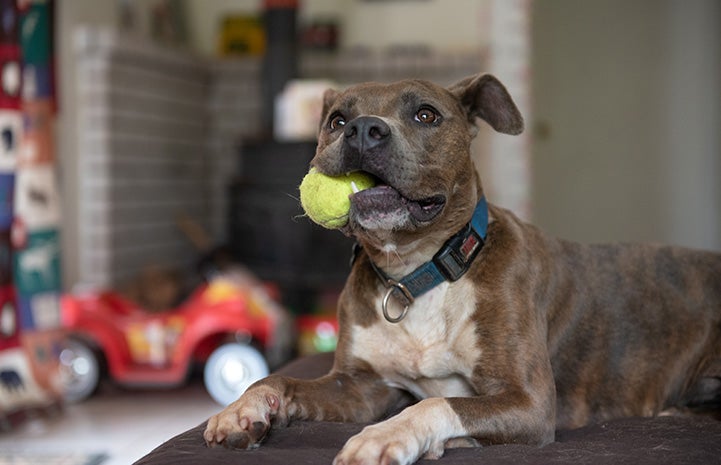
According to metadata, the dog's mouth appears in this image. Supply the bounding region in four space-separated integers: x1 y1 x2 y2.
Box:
349 175 446 228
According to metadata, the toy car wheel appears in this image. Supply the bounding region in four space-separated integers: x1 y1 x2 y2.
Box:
204 343 269 406
59 338 101 403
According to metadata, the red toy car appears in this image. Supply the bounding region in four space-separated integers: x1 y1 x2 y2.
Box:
58 269 290 406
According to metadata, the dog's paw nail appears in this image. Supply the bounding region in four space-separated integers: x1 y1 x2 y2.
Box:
266 393 280 412
203 429 224 447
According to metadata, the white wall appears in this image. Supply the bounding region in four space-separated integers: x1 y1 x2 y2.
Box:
532 0 721 251
662 1 721 250
332 0 488 52
57 1 120 289
185 0 489 56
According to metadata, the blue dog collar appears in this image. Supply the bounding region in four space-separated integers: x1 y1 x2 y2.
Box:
366 197 488 323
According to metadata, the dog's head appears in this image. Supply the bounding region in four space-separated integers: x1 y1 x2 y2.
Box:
311 73 523 255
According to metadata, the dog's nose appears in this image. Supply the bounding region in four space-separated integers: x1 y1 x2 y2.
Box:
344 116 390 153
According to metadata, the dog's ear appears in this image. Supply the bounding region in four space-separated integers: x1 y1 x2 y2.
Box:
448 73 524 135
319 88 340 131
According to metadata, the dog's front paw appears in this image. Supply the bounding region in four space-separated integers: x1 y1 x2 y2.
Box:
333 420 443 465
204 385 282 449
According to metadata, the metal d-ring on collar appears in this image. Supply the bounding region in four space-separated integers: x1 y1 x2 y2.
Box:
381 280 414 323
365 257 413 323
363 197 489 324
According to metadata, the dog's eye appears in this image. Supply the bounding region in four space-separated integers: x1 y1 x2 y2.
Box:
328 113 346 131
415 107 439 125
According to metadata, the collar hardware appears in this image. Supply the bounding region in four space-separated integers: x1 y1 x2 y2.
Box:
360 197 489 324
433 225 483 281
382 281 412 323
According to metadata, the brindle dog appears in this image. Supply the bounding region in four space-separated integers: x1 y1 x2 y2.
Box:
205 72 721 465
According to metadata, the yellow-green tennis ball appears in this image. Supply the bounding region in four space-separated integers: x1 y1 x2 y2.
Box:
299 168 375 229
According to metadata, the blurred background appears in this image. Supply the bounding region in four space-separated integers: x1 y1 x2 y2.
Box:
0 0 719 464
58 0 721 297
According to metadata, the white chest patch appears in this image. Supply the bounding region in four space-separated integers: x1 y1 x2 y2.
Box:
350 280 481 399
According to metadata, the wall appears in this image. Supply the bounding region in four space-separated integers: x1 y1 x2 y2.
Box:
74 28 211 285
185 0 489 56
662 1 721 250
532 0 721 251
57 0 120 290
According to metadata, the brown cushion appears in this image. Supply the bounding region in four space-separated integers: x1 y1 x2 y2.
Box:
134 353 721 465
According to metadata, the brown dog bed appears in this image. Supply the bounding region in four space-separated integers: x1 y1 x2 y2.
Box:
134 353 721 465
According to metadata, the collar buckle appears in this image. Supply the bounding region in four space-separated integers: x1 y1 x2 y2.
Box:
433 226 483 281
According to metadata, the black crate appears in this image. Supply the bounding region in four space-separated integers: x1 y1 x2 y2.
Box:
228 141 354 312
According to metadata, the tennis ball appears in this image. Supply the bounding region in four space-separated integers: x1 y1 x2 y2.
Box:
299 168 375 229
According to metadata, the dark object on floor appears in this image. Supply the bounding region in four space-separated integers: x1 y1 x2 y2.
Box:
134 353 721 465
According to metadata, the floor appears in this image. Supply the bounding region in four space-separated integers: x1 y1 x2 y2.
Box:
0 378 220 465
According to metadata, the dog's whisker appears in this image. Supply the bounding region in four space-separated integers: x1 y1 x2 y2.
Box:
393 249 406 267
